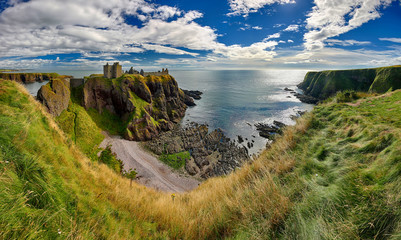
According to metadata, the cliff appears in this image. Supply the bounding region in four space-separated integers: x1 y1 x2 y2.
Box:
298 65 401 100
0 72 61 83
82 74 190 141
37 78 70 117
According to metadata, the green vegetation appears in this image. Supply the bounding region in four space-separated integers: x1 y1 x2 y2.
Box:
86 108 126 135
0 80 162 239
124 168 138 187
56 100 104 160
0 72 61 82
2 78 401 239
99 145 123 173
299 65 401 100
160 151 190 169
267 91 401 239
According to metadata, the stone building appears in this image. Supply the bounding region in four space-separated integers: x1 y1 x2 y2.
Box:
103 62 122 79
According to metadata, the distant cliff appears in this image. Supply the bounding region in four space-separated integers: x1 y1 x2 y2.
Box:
0 72 61 83
298 65 401 100
83 74 192 141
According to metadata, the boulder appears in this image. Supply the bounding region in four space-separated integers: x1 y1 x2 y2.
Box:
37 79 70 117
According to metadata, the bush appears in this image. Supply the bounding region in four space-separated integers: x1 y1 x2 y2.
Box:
99 145 123 173
159 151 190 169
336 90 359 103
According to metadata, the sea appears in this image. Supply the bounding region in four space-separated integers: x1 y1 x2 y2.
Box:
22 69 314 155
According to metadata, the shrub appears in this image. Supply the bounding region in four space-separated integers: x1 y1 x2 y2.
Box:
99 145 123 173
336 90 359 103
159 151 190 169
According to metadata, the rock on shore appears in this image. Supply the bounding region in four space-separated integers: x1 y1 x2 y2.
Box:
145 123 250 179
37 78 71 117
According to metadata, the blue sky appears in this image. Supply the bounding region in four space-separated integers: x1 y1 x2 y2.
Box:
0 0 400 71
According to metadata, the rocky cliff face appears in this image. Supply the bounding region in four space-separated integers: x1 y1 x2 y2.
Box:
83 74 190 141
298 65 401 100
145 123 250 179
0 73 61 83
37 79 71 117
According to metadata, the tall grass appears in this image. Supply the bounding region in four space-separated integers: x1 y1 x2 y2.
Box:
1 79 401 239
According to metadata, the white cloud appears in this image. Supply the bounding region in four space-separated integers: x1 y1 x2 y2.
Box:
141 44 199 56
0 58 55 69
228 0 295 17
213 41 278 60
264 33 281 40
0 0 284 67
379 38 401 44
252 26 263 30
277 45 401 68
288 40 294 43
326 39 371 46
0 1 219 60
283 24 299 32
304 0 394 51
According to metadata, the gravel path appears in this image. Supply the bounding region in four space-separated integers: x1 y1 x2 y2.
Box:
100 135 200 193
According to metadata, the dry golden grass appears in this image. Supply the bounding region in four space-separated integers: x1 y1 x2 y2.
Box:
4 80 312 239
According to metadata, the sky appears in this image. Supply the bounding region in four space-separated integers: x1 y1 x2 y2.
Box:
0 0 401 71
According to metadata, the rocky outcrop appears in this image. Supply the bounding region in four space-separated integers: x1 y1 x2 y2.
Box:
182 89 203 100
82 74 188 141
255 121 287 140
0 73 62 83
145 123 250 179
298 65 401 101
37 79 70 117
293 93 319 104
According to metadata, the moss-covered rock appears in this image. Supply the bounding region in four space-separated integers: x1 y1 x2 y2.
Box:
298 65 401 100
82 74 188 141
37 79 70 117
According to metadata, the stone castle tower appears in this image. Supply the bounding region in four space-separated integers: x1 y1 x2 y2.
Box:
103 62 122 79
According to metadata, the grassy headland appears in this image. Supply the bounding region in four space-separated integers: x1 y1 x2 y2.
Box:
298 65 401 100
1 78 401 239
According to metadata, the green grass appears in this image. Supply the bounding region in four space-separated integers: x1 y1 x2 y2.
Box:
99 145 123 173
159 151 190 169
299 65 401 100
2 79 401 239
0 80 165 239
57 101 104 160
263 91 401 239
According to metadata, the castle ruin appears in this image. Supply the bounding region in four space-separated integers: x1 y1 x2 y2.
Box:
103 62 169 78
104 62 123 79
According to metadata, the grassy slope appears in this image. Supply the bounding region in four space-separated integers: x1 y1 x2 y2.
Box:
0 80 165 239
299 65 401 99
56 86 105 159
1 79 401 239
271 91 401 239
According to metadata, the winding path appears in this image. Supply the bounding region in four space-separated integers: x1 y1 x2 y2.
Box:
100 134 199 193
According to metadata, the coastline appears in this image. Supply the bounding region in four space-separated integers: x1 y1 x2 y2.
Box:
99 133 200 192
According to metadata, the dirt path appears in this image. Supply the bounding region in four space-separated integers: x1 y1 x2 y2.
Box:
100 135 200 193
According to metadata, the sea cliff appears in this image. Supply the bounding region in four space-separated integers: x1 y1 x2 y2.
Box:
0 72 62 83
298 65 401 100
82 74 190 141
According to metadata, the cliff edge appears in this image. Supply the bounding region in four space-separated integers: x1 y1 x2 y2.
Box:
0 72 62 83
298 65 401 100
82 74 189 141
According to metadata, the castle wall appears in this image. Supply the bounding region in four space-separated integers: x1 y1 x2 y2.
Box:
104 65 113 78
112 64 122 78
70 78 85 88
